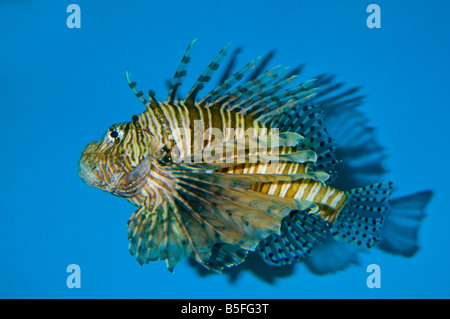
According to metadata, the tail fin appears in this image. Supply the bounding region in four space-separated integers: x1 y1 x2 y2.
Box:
331 182 393 248
378 190 432 257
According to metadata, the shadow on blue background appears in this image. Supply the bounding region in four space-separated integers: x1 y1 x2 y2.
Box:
0 1 448 298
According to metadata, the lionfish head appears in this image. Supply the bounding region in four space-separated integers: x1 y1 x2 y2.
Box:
78 123 129 193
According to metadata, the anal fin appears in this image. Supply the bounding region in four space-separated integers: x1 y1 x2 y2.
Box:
257 205 329 266
331 182 393 248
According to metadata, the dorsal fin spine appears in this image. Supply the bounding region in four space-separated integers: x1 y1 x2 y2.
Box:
168 39 197 103
185 43 232 105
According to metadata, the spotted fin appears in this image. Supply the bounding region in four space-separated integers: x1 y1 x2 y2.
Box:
269 103 338 178
331 182 393 248
257 208 329 266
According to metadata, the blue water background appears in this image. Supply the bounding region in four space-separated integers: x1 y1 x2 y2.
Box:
0 0 449 298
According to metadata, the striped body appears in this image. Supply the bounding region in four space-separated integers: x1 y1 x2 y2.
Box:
255 179 347 223
78 41 392 272
116 100 348 224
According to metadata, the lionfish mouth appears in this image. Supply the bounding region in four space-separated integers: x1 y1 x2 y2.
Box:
78 151 128 193
77 140 110 189
77 159 100 187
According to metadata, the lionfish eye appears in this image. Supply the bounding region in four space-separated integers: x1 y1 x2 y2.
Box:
110 131 119 139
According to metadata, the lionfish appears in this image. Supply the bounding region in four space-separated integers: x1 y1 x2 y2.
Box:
78 40 393 273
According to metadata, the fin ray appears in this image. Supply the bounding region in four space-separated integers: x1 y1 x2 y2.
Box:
257 208 329 266
185 43 231 105
331 182 393 248
168 39 197 103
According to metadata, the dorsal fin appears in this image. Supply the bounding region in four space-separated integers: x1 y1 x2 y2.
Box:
125 72 161 108
125 71 149 106
213 65 286 110
148 89 160 107
199 56 261 107
244 79 317 119
168 39 197 103
184 43 231 106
